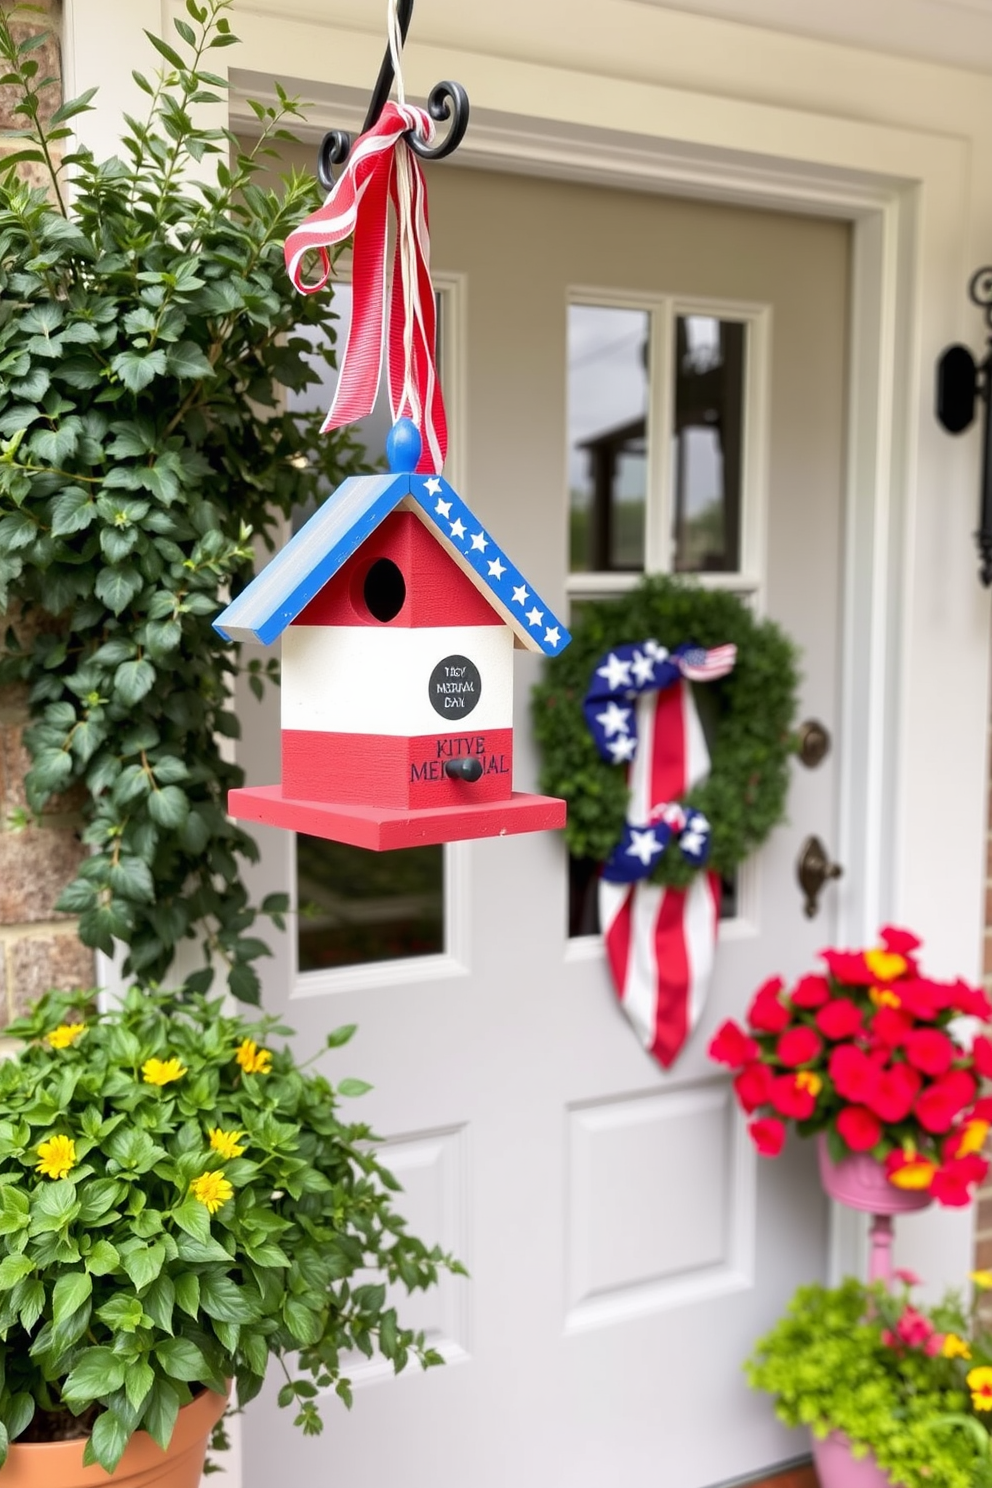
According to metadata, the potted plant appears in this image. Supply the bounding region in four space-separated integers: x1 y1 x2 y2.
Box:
0 987 463 1481
709 925 992 1207
746 1271 992 1488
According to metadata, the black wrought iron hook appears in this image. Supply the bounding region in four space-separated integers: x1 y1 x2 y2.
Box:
316 0 469 190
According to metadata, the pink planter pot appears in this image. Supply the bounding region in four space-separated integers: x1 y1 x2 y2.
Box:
812 1431 893 1488
816 1134 932 1215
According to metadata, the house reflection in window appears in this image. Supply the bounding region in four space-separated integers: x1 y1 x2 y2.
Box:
672 316 746 574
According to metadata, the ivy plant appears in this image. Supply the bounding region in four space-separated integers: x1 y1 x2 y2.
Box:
0 0 365 1001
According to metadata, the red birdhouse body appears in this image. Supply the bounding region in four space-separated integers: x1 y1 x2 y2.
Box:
281 511 514 812
214 453 571 851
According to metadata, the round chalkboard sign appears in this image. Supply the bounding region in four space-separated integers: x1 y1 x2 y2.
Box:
428 654 482 720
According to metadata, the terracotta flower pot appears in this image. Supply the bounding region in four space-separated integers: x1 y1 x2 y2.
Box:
0 1388 228 1488
812 1430 893 1488
816 1134 931 1215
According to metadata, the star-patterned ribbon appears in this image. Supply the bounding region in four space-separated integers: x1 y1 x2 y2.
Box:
583 639 736 881
585 636 736 1068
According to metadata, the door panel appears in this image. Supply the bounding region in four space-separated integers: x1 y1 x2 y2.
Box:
238 164 849 1488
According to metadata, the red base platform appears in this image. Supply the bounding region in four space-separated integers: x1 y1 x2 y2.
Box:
228 784 567 850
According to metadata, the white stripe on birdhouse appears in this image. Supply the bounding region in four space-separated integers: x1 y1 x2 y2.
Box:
282 625 514 737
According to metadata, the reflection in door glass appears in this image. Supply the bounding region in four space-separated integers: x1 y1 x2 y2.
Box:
284 283 445 974
567 305 649 574
672 316 746 573
297 838 444 973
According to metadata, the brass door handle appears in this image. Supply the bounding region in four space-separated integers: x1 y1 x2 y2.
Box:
797 835 843 918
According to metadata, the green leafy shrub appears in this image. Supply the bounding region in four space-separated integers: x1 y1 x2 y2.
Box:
746 1276 992 1488
0 988 463 1471
0 0 366 1001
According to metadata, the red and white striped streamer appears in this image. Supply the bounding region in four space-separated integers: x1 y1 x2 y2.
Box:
599 679 722 1069
283 101 447 474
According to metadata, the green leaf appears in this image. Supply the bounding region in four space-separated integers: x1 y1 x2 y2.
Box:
141 1378 180 1452
51 487 96 536
167 341 214 380
143 31 186 69
62 1346 127 1402
325 1024 357 1049
0 1255 33 1291
154 1335 208 1382
174 1271 200 1318
18 1281 45 1332
143 1273 175 1333
110 348 167 393
52 1270 92 1325
121 1240 166 1292
95 1293 144 1332
283 1297 322 1345
200 1273 257 1323
0 1420 8 1470
89 1407 130 1474
148 785 189 829
85 1239 121 1276
125 1358 156 1413
114 658 155 705
337 1078 373 1098
95 565 143 615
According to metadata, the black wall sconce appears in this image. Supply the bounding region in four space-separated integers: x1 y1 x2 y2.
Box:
936 267 992 586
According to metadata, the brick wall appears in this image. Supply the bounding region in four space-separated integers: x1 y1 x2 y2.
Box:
0 3 96 1026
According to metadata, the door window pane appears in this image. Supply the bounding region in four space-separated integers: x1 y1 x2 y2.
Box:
297 839 444 973
284 283 445 974
672 316 746 573
568 305 649 574
568 859 737 938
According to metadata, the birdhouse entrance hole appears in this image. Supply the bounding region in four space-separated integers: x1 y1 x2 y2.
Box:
361 557 407 622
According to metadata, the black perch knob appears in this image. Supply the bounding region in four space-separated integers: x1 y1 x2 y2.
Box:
444 758 483 782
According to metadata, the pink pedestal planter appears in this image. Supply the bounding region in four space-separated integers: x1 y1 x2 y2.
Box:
817 1135 931 1283
816 1136 931 1215
812 1431 892 1488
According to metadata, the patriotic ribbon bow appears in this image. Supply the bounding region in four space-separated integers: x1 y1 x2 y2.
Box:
584 636 737 1068
283 102 446 474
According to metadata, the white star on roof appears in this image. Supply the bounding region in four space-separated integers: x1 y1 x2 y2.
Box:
488 557 506 579
627 828 663 866
608 735 638 763
435 497 451 518
597 652 632 691
544 626 561 647
450 518 466 539
595 701 631 738
526 607 544 627
425 478 443 497
512 584 529 605
470 532 488 551
630 648 655 686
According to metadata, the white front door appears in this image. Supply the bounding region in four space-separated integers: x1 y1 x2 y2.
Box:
237 163 850 1488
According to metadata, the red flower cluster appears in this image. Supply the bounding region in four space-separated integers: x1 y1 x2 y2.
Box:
707 926 992 1208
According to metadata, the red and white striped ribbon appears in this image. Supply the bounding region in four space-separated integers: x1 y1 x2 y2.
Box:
283 101 447 474
599 679 722 1069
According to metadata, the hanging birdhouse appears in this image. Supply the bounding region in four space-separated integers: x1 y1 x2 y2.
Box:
214 421 571 850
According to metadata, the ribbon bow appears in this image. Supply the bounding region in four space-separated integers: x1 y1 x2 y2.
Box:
583 636 737 1068
283 101 446 474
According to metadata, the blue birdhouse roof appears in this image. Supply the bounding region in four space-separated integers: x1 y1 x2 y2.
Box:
214 469 571 656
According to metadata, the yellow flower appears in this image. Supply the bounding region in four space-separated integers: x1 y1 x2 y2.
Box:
889 1158 936 1190
234 1038 272 1075
956 1120 990 1159
141 1057 187 1087
46 1023 85 1050
864 949 908 982
190 1169 234 1215
796 1071 823 1097
869 986 902 1010
36 1135 77 1180
972 1271 992 1289
968 1366 992 1411
943 1333 973 1360
209 1128 246 1160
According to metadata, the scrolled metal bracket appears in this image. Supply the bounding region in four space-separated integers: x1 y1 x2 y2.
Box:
316 0 469 190
935 266 992 586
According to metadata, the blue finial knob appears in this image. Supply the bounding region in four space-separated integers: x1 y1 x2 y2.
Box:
386 418 423 474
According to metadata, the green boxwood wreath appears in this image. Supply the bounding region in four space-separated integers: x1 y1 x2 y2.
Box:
532 576 801 890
